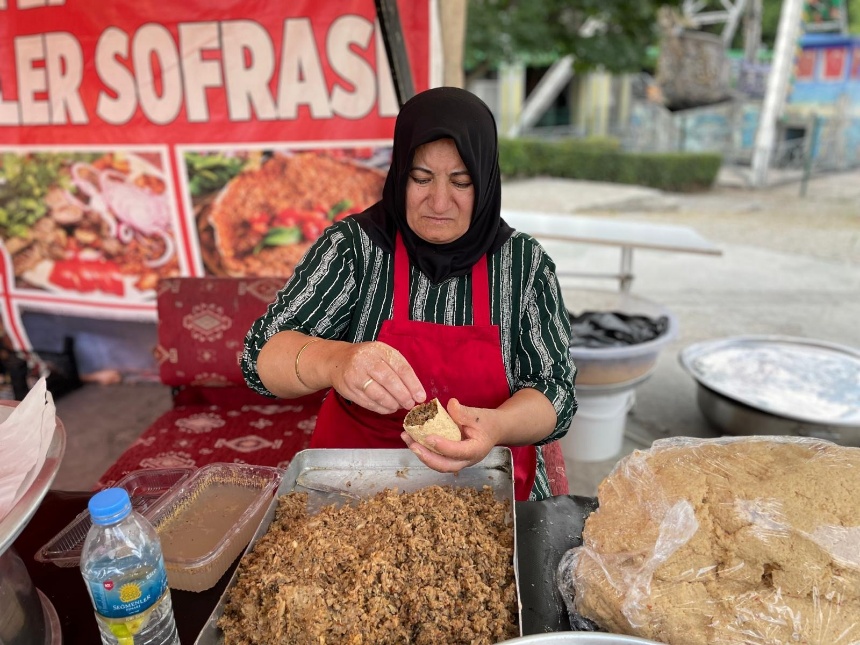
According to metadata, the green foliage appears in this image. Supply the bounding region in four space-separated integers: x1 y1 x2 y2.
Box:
760 0 784 46
499 138 722 192
851 0 860 32
465 0 859 78
465 0 684 76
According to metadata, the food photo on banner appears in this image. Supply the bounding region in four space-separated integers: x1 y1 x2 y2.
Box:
1 148 181 298
181 145 391 278
0 0 435 396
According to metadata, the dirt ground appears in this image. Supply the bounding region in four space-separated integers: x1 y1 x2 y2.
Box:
593 171 860 265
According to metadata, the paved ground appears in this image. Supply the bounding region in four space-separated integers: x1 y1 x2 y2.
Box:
502 169 860 495
52 168 860 493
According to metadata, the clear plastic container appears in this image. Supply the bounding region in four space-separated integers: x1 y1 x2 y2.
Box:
36 468 194 568
80 487 179 645
145 463 281 592
564 288 678 389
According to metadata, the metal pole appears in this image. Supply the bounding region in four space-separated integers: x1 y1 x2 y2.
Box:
743 0 763 63
508 56 574 138
800 114 822 197
619 247 634 293
375 0 416 107
750 0 804 188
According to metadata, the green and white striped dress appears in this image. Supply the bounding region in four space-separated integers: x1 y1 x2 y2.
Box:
242 218 577 500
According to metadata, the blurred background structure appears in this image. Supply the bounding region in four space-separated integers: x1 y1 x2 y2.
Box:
456 0 860 186
2 0 857 391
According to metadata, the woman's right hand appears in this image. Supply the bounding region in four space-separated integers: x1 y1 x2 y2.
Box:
331 341 426 415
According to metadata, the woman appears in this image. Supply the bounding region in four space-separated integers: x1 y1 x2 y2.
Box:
242 87 576 500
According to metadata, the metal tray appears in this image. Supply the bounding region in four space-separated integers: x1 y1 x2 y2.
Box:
194 447 518 644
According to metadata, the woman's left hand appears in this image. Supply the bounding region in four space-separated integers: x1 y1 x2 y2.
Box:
401 398 500 473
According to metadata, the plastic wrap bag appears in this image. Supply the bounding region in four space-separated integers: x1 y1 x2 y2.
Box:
557 435 860 644
568 311 669 348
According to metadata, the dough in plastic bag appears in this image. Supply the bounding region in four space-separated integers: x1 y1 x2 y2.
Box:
557 436 860 644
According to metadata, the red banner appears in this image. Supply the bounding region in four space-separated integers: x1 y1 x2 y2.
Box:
0 0 435 350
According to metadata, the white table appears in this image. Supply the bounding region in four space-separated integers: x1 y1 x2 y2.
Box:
501 209 723 292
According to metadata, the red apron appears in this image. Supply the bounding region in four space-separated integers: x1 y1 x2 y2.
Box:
312 234 537 500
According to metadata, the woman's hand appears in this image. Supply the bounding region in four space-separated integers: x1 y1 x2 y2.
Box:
401 391 558 473
331 341 426 415
401 398 499 473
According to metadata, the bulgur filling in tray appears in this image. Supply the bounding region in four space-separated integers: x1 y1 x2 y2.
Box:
217 485 518 644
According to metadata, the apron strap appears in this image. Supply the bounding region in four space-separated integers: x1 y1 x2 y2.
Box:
393 233 490 326
472 253 490 326
393 234 411 321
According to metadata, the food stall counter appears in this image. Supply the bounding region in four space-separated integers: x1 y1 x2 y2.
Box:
14 490 599 642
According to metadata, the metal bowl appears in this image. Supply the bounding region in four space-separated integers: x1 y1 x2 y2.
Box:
694 383 860 445
0 400 66 645
499 633 663 644
680 335 860 444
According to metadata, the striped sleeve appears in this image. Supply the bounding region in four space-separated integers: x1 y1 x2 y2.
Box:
241 220 366 397
532 446 553 501
505 233 577 444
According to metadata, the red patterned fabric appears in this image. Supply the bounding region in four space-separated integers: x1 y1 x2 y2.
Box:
99 276 323 488
99 276 569 495
96 391 325 489
154 276 287 389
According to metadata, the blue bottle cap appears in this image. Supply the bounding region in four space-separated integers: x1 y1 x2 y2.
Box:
88 488 132 525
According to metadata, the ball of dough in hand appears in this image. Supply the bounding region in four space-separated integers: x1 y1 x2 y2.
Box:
403 398 461 453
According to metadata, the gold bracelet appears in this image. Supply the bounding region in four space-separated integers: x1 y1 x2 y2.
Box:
294 338 321 389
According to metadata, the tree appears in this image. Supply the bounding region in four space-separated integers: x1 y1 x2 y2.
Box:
463 0 683 81
851 0 860 31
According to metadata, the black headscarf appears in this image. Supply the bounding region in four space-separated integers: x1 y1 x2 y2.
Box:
354 87 514 283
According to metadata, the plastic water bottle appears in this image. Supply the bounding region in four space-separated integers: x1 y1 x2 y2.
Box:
80 488 180 645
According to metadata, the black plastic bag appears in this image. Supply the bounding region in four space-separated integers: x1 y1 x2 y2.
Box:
569 311 669 348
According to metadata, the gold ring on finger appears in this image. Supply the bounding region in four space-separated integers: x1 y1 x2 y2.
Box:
362 378 374 391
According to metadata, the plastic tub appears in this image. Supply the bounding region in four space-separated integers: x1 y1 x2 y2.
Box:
34 467 194 568
561 390 635 462
146 463 281 592
564 289 678 388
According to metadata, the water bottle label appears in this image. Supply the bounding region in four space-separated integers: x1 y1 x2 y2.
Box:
86 564 168 619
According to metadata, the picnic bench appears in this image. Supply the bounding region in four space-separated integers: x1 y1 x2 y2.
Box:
501 209 722 292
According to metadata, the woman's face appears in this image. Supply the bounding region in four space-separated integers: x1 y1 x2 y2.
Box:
405 138 474 244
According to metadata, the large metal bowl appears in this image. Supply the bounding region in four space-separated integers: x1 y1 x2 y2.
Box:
693 383 860 445
680 335 860 444
498 633 662 644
